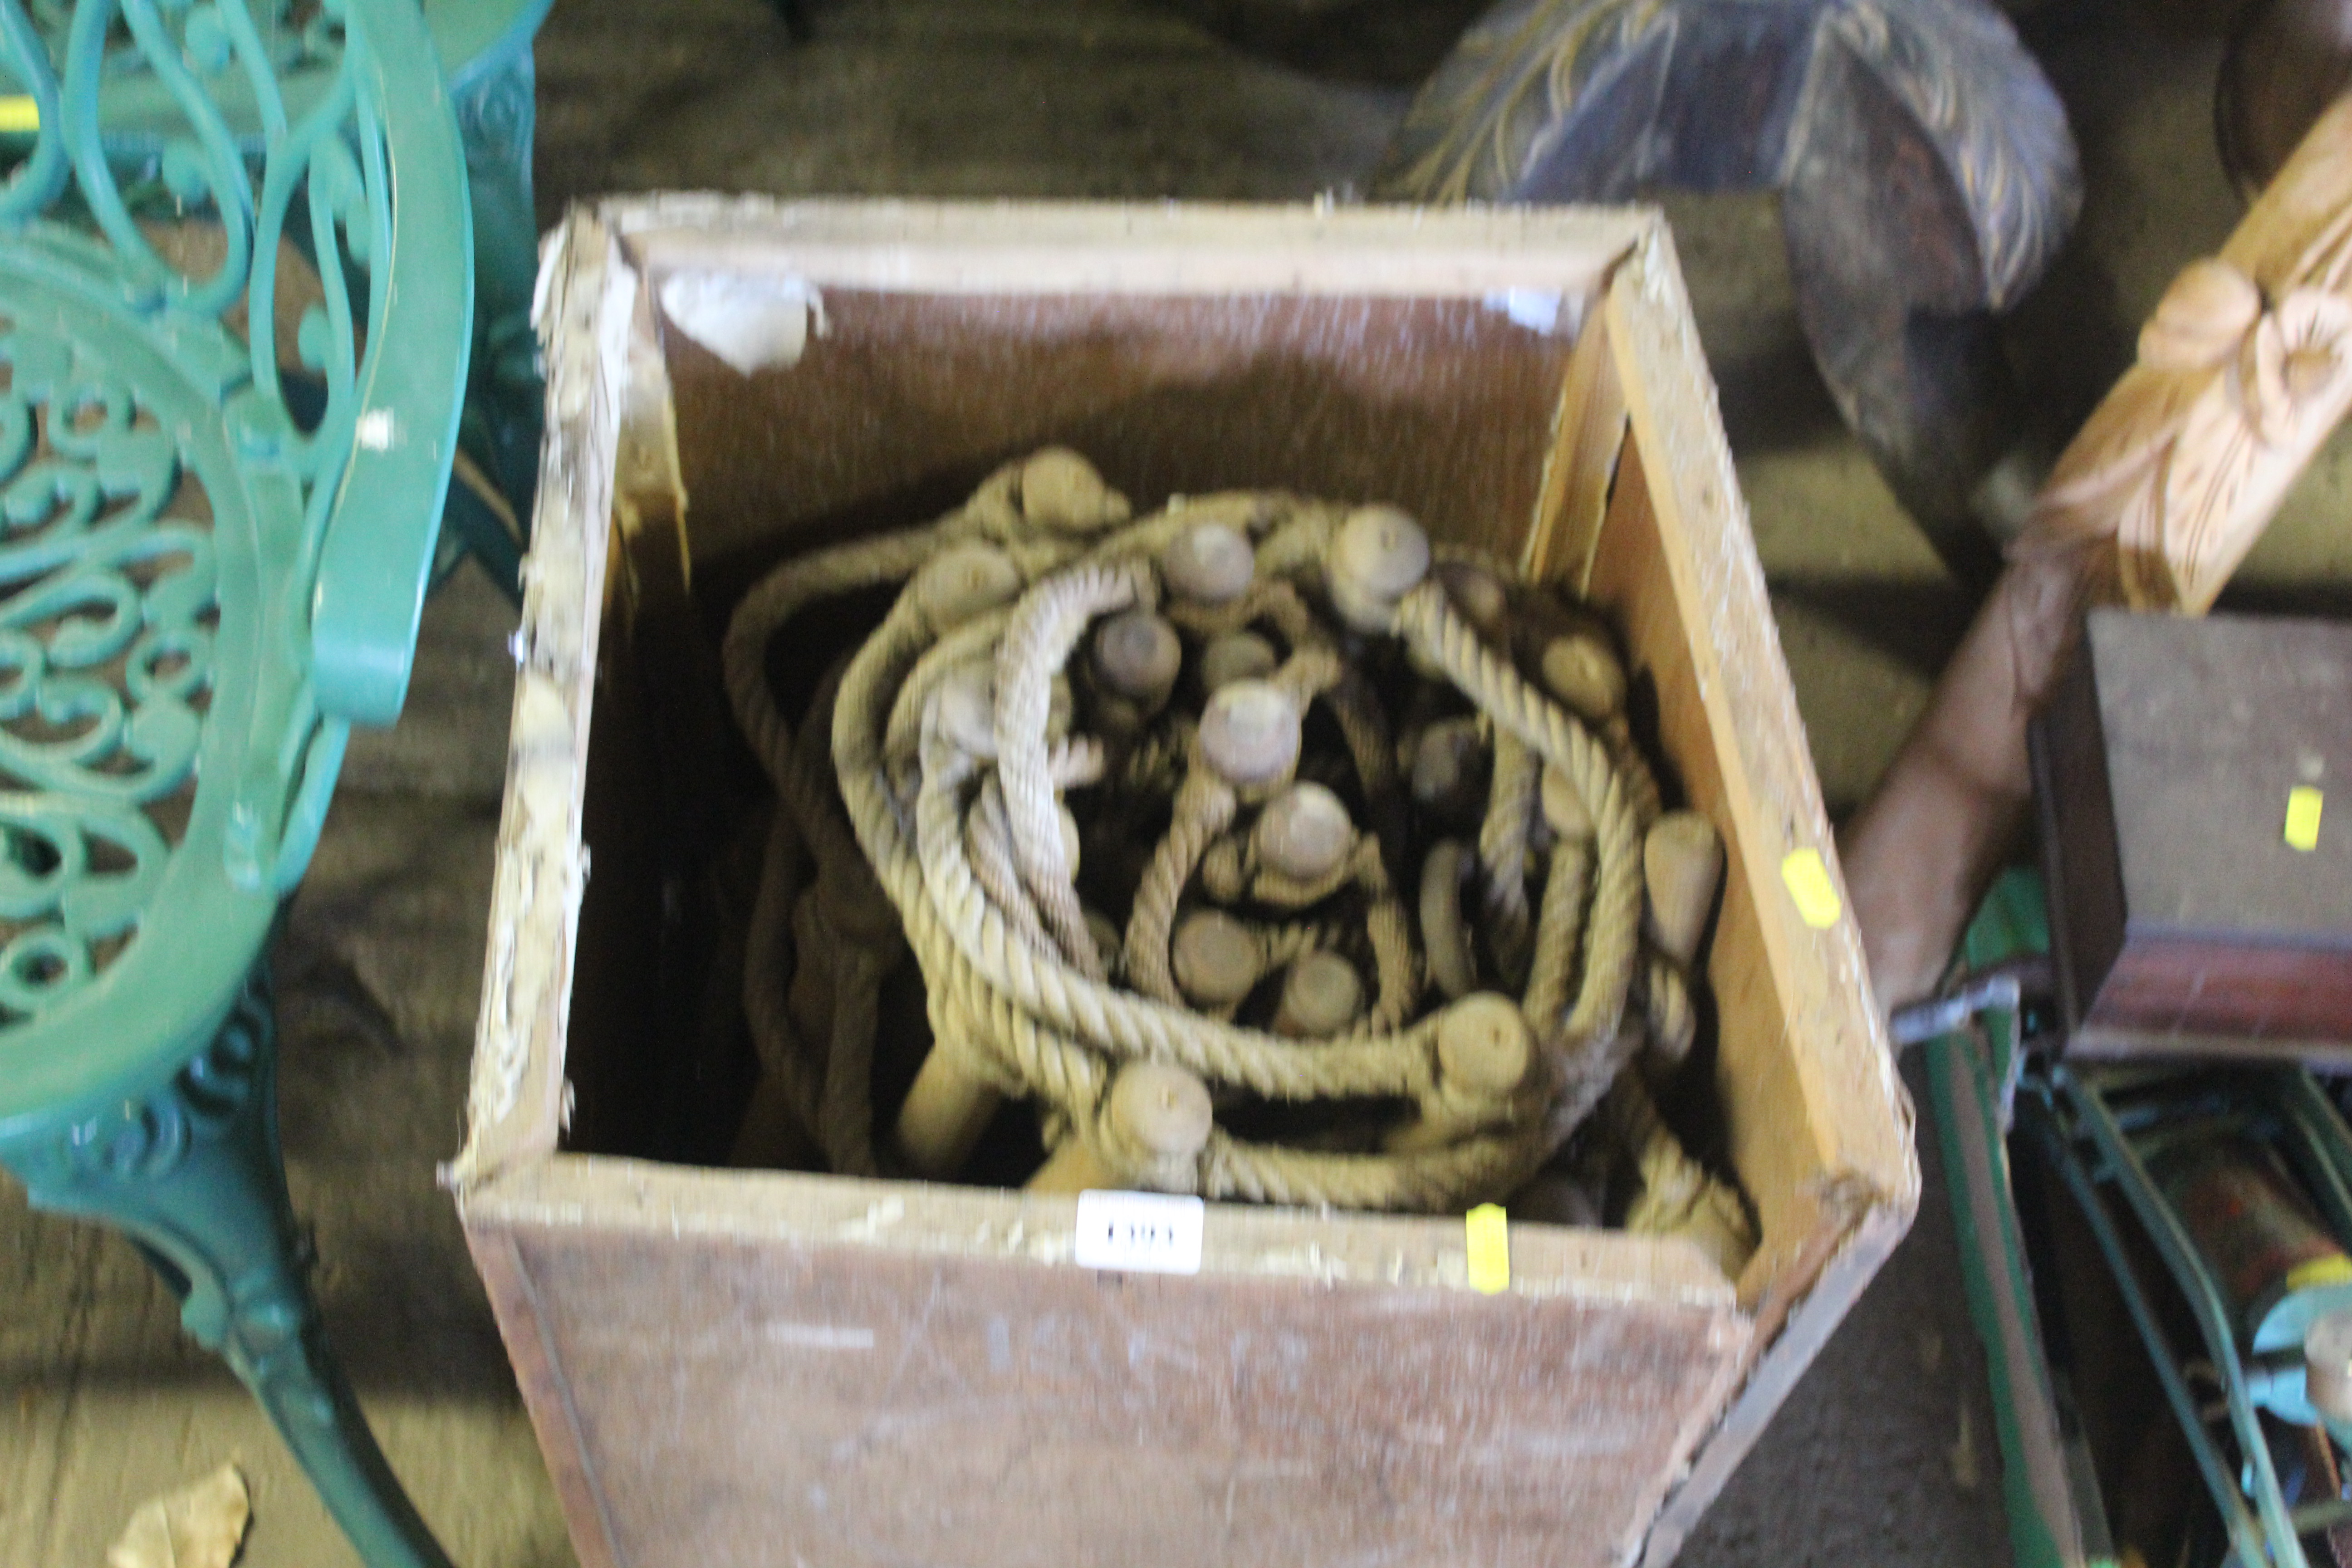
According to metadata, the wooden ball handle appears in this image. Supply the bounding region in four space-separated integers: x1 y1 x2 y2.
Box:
1027 1062 1214 1194
1386 994 1532 1152
1272 951 1364 1038
1162 520 1255 605
1254 782 1354 882
1539 632 1626 723
1327 504 1430 632
1200 630 1278 693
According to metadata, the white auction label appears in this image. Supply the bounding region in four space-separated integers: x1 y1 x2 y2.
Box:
1072 1190 1205 1275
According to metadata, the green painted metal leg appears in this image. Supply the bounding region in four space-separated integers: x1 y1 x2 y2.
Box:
452 42 543 603
0 969 456 1568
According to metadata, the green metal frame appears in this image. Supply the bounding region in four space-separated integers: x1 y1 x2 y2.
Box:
1 0 548 598
1930 872 2352 1568
0 0 540 1562
1923 869 2115 1568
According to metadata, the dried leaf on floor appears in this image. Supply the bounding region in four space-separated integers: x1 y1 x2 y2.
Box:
106 1463 250 1568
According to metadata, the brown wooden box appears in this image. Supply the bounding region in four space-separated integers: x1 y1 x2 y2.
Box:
449 198 1916 1568
2033 607 2352 1063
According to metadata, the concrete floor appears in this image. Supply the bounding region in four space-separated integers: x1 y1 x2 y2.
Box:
9 0 2352 1564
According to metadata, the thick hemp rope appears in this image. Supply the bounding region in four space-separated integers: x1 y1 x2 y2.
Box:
725 448 1751 1253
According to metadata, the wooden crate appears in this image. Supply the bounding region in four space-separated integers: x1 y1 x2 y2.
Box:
450 198 1916 1568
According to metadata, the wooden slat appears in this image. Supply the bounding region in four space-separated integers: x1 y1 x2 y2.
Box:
451 208 634 1186
461 1227 628 1568
468 1157 1748 1568
1524 297 1628 591
1598 240 1916 1223
616 195 1647 298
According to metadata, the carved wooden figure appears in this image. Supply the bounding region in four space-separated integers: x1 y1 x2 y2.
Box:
1843 91 2352 1014
1377 0 2082 579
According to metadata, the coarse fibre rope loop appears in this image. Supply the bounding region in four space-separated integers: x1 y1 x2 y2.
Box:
787 479 1673 1213
1392 581 1644 1060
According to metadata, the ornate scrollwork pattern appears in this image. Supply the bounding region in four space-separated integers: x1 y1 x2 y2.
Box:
2025 241 2352 612
0 0 418 1014
0 313 211 1011
52 965 267 1179
1372 0 2079 310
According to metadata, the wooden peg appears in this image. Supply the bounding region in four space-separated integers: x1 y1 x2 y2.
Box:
1272 950 1364 1037
1387 992 1533 1151
1094 609 1182 701
1410 560 1510 677
894 1052 1002 1180
1643 811 1723 968
912 542 1021 629
1200 630 1278 693
1254 782 1354 881
1539 766 1592 842
1437 561 1509 641
1539 631 1627 722
1327 504 1431 632
936 665 999 760
1161 520 1255 605
1172 909 1261 1007
1437 992 1533 1100
1199 679 1303 788
1085 908 1125 982
1419 839 1479 1000
1410 718 1488 823
1019 446 1129 531
1027 1061 1215 1193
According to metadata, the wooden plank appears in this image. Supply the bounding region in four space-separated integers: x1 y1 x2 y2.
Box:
1599 238 1916 1221
467 1153 1735 1298
460 1227 627 1568
451 206 634 1186
660 288 1588 572
1582 452 1822 1269
613 195 1646 299
468 1157 1748 1568
1636 1197 1912 1567
1591 218 1918 1568
613 273 692 611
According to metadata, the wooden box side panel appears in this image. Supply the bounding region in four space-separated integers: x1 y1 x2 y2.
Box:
479 1202 1746 1568
1583 248 1917 1298
659 288 1587 578
2033 642 2127 1039
456 208 633 1184
1582 454 1809 1254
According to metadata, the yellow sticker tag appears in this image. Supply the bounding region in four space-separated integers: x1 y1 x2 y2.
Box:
0 97 37 134
1465 1203 1509 1294
1780 848 1842 929
2287 1254 2352 1294
2287 786 2324 853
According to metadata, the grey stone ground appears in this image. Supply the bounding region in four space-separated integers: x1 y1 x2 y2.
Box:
8 0 2352 1564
